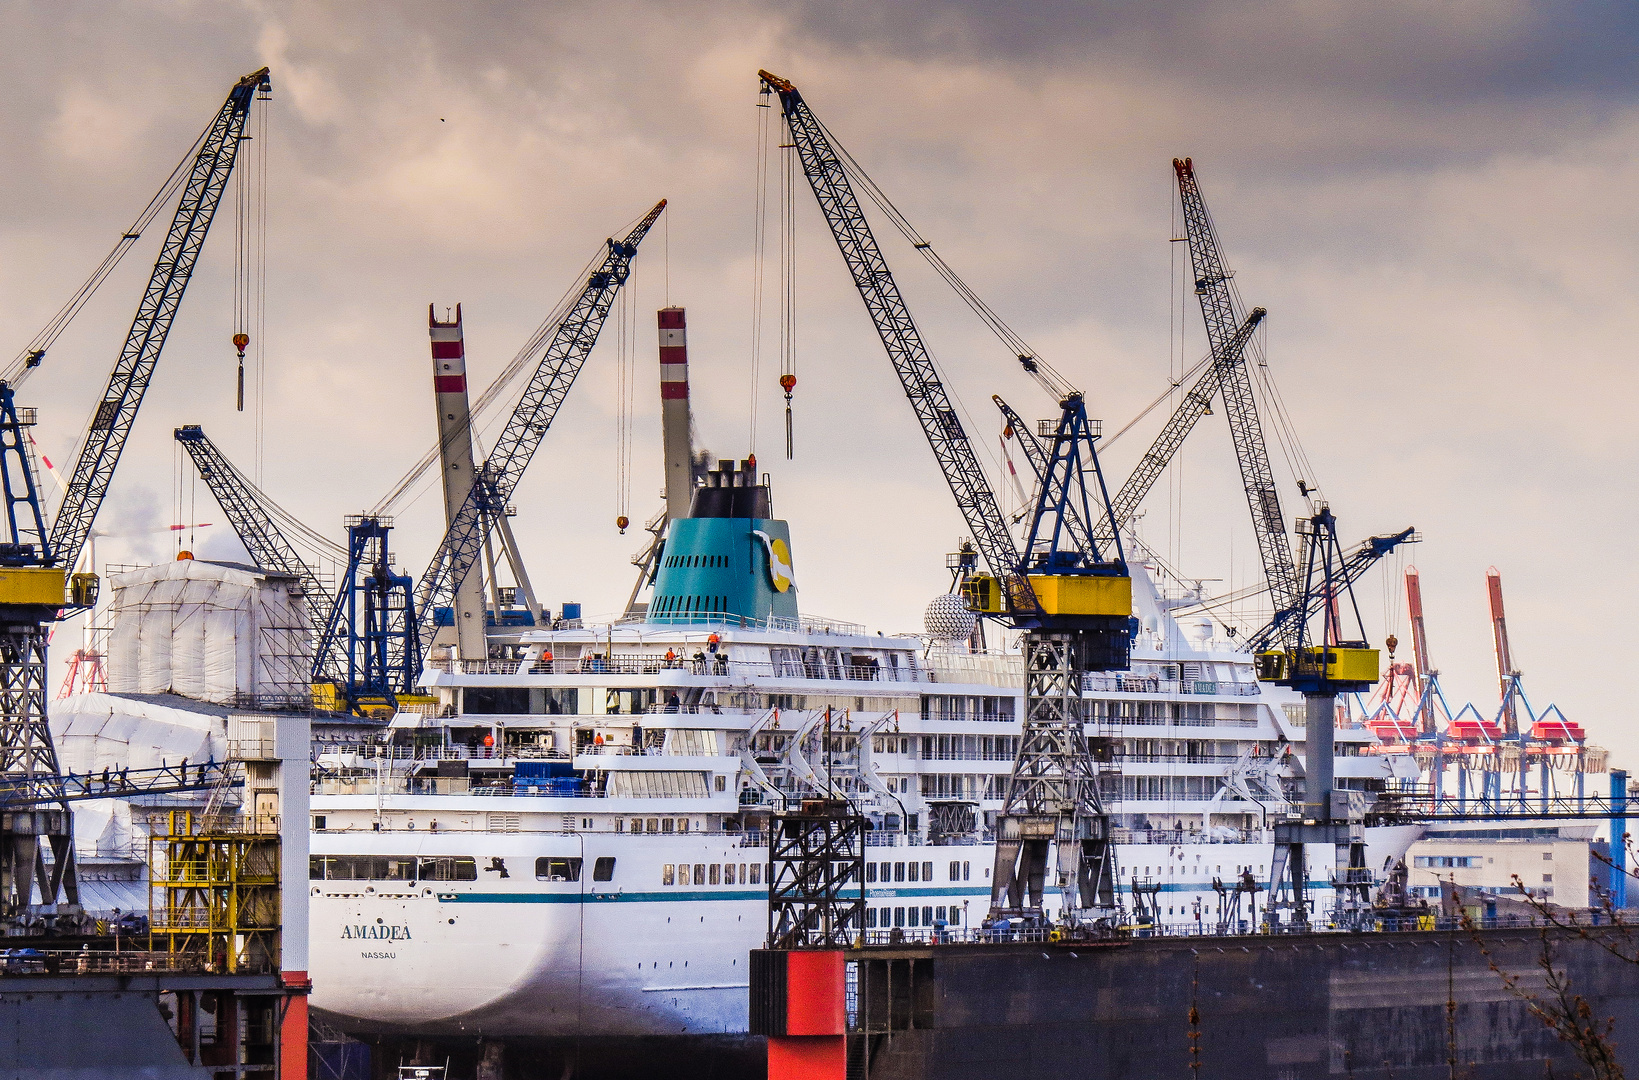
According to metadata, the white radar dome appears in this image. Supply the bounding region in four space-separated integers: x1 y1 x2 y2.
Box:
924 593 977 640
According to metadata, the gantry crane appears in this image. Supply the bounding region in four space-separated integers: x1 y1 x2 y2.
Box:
411 200 667 652
0 68 270 928
759 70 1131 928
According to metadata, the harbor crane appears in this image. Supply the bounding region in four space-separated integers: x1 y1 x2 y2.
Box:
1163 159 1301 612
1248 507 1417 927
411 200 667 655
759 70 1131 929
0 68 270 927
173 425 337 658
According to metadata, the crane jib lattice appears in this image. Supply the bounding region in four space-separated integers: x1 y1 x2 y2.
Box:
1171 158 1298 612
174 425 341 681
760 72 1029 610
48 69 270 573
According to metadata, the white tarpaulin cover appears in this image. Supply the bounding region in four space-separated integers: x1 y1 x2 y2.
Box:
53 691 230 857
106 560 309 705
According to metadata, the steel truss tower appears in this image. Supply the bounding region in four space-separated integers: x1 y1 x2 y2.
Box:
767 799 865 949
992 631 1117 918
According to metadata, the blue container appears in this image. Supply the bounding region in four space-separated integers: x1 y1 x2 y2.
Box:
561 602 582 622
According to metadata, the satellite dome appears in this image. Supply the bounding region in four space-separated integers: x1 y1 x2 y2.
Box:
924 593 977 640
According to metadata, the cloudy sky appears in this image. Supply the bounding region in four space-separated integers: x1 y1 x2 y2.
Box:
3 1 1637 763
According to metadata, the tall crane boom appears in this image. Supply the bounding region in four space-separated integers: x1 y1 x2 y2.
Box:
410 201 666 651
47 68 270 572
1172 158 1300 611
173 425 339 679
757 71 1023 605
1094 307 1266 542
761 71 1131 930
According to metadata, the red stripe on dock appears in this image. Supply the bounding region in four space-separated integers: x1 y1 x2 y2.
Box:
431 341 464 359
434 375 467 393
660 382 689 399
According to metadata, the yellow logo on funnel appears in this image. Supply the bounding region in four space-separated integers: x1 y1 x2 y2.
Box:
753 530 794 593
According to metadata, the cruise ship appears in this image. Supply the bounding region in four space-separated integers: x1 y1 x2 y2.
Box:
303 454 1423 1046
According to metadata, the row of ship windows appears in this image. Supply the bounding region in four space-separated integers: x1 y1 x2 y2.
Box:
866 861 972 883
622 817 694 833
308 855 616 883
663 862 761 886
868 905 963 928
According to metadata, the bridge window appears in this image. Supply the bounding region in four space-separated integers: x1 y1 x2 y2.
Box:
593 857 616 882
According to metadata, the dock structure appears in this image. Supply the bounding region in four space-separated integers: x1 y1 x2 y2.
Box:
821 923 1639 1080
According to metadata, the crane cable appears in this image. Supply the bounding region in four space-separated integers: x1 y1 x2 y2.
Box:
3 115 218 390
814 114 1077 401
370 237 612 517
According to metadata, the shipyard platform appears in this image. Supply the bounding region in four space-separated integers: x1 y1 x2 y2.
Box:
838 922 1639 1079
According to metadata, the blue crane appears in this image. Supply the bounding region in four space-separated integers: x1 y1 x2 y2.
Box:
173 425 344 682
407 200 667 656
0 68 270 926
759 70 1129 930
46 68 271 574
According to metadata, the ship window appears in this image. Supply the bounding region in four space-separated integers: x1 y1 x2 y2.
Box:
908 907 919 927
593 857 616 882
963 861 971 881
867 909 877 928
694 863 706 885
419 856 477 882
312 855 418 881
536 857 582 882
740 864 748 884
662 818 675 833
923 862 934 881
663 864 675 885
867 863 877 883
949 861 959 881
894 907 905 927
750 864 761 885
709 864 721 885
464 687 530 714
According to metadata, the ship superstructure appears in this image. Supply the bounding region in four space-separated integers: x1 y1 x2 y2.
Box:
304 471 1422 1039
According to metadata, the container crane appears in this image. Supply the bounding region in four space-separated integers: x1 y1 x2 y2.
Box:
759 70 1131 929
411 200 666 653
0 68 270 928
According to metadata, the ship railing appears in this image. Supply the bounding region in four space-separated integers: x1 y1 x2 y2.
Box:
918 749 1014 761
1116 753 1243 765
846 911 1560 952
430 655 919 683
0 950 224 975
1109 827 1273 844
1083 675 1262 697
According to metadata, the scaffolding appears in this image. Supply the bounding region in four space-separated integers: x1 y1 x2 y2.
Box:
148 810 279 974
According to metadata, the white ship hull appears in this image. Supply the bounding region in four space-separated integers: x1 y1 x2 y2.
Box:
309 817 1423 1039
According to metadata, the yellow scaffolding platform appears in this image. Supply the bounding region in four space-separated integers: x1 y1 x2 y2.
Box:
147 810 280 974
